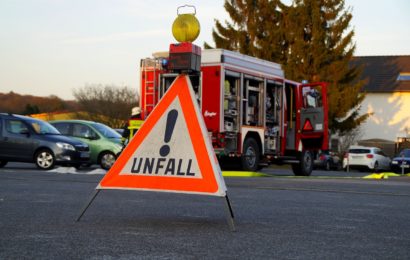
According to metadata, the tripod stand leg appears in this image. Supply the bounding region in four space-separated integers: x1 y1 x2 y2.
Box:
223 194 235 232
76 189 101 222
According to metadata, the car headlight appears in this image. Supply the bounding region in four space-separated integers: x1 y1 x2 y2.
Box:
115 143 124 150
56 142 75 151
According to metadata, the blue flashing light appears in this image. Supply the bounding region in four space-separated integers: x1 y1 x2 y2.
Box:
161 58 169 68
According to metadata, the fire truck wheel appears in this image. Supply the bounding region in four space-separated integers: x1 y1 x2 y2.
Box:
292 150 313 176
241 138 260 172
0 160 7 168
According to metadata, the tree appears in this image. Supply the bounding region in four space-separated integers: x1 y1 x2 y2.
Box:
205 0 287 63
208 0 368 134
73 84 138 129
337 127 363 157
0 91 73 114
22 104 40 115
285 0 367 133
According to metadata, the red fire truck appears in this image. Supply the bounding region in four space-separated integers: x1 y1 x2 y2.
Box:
139 46 328 176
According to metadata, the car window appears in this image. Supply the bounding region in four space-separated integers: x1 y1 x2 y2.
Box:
28 120 60 134
91 122 121 139
72 124 98 139
53 123 71 135
349 149 370 154
302 87 322 108
372 149 386 157
398 149 410 157
5 120 28 134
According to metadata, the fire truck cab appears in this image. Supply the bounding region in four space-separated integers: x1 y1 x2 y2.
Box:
140 48 328 176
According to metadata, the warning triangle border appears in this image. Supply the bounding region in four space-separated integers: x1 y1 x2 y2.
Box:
97 75 227 196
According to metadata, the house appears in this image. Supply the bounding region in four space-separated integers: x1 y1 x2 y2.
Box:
350 56 410 155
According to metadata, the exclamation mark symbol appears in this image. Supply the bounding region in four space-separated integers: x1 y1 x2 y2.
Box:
159 109 178 157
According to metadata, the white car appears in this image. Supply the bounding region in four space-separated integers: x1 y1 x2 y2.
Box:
343 146 391 172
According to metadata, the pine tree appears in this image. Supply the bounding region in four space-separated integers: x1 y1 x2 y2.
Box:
205 0 287 63
285 0 367 133
208 0 368 134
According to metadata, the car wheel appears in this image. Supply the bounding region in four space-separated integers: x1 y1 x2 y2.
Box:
241 138 260 172
99 152 116 170
0 160 8 168
35 149 55 170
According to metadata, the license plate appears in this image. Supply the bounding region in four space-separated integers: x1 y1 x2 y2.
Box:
80 152 90 158
352 156 363 159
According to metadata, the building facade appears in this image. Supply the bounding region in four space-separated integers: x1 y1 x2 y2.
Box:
353 56 410 143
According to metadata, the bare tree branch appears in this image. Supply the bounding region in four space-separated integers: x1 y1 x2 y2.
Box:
72 84 138 128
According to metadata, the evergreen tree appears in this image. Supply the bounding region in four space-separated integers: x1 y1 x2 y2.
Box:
205 0 287 63
208 0 368 133
285 0 367 133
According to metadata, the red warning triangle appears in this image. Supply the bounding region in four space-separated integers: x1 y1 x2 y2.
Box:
302 119 314 131
97 75 227 196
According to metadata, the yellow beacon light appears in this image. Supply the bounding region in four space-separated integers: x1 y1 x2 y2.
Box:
172 5 200 43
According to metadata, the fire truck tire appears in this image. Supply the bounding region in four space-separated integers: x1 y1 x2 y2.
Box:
241 138 260 172
0 160 7 168
292 150 313 176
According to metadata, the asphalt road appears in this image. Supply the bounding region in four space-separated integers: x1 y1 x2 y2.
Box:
1 163 410 259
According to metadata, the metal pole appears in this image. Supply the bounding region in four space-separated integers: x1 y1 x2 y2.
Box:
401 153 405 176
76 189 101 222
347 154 349 173
223 194 236 232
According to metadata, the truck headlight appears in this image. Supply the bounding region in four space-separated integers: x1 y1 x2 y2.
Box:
57 142 75 151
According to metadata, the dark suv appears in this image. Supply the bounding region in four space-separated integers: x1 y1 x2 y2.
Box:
0 113 90 170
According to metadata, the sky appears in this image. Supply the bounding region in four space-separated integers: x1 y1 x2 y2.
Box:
0 0 409 100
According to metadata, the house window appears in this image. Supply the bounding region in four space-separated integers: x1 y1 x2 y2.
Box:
397 72 410 81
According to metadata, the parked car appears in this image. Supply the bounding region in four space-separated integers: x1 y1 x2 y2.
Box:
342 146 391 172
49 120 123 170
390 148 410 173
0 113 90 170
314 151 341 171
114 128 124 136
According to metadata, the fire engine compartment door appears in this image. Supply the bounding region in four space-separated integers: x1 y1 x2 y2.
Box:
285 83 296 150
300 84 325 133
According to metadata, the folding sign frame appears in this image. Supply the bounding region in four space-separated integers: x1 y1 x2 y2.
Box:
76 75 235 231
